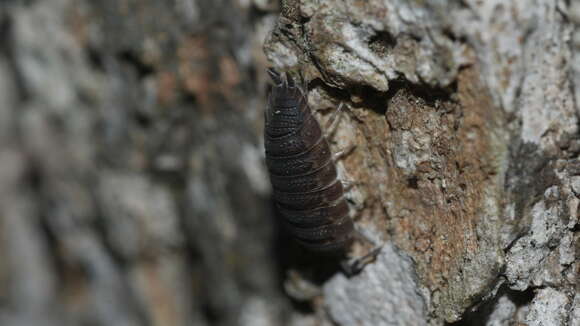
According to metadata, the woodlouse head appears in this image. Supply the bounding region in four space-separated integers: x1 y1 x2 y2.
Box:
267 68 297 89
265 68 306 137
267 68 283 86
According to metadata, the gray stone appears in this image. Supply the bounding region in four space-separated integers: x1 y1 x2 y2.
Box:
324 243 427 326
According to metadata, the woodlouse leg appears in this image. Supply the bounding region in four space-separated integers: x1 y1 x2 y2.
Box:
342 177 370 190
333 143 356 162
324 102 345 139
327 103 356 162
340 230 383 277
341 179 358 191
340 246 383 277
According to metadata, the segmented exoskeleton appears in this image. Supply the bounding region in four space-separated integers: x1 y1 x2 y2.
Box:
264 69 354 252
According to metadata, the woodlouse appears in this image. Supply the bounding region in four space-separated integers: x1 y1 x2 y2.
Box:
264 68 355 253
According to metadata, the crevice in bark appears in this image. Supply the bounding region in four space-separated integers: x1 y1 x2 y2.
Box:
446 284 535 326
309 75 456 118
505 141 560 236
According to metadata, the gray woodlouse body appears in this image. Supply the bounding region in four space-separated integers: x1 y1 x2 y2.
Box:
264 68 354 253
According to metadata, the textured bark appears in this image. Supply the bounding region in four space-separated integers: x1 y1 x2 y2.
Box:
0 0 578 326
264 0 579 325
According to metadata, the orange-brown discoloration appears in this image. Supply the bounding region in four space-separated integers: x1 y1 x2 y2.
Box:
178 36 212 108
177 36 244 111
135 259 182 326
156 72 178 106
388 67 500 303
67 4 90 47
314 65 503 319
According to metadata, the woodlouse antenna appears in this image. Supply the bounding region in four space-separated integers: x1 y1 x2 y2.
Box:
267 68 283 86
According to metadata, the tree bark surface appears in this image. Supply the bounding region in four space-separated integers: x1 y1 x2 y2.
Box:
0 0 578 326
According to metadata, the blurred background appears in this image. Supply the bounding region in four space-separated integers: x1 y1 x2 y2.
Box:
0 0 299 325
4 0 579 325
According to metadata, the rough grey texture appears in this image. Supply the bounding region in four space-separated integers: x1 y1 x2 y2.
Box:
571 0 580 120
525 288 571 326
572 293 580 326
505 186 569 291
484 294 518 326
324 242 427 326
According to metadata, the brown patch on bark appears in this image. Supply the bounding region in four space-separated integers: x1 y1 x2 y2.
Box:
177 36 244 112
156 71 178 106
318 65 504 319
178 36 212 109
135 259 182 326
67 4 90 47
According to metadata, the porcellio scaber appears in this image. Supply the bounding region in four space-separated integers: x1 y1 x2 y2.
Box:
264 68 355 253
